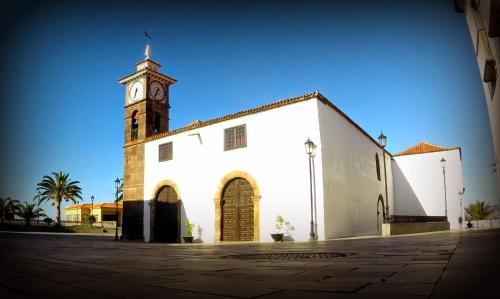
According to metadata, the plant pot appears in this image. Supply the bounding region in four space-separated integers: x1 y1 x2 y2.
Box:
183 236 194 243
271 233 284 242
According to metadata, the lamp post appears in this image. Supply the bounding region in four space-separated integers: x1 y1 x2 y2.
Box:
458 188 465 229
441 157 448 219
37 191 41 223
305 138 317 241
76 199 79 225
114 178 120 241
378 132 389 222
311 143 318 240
90 195 94 218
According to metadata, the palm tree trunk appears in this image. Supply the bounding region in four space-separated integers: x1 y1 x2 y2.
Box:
55 199 61 227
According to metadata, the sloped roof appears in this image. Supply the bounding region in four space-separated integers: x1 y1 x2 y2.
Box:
395 142 460 157
65 203 123 210
144 91 392 156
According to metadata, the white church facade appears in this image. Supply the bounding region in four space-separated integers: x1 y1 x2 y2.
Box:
118 46 464 243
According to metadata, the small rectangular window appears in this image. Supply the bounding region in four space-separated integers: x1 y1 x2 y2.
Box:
224 125 247 151
159 142 173 162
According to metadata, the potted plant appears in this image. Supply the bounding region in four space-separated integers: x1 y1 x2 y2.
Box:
271 215 285 242
194 225 203 243
183 218 195 243
283 219 295 241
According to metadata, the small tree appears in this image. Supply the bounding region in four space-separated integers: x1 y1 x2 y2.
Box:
185 218 195 237
284 220 295 238
88 215 96 226
36 171 82 226
16 203 46 226
43 217 54 227
0 197 20 223
193 225 203 243
275 215 285 233
465 201 494 221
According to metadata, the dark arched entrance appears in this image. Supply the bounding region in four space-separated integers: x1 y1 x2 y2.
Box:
377 194 385 233
154 185 179 242
221 178 254 241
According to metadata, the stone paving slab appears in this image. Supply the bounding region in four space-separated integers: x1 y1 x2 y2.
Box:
1 229 499 298
152 279 281 298
358 283 435 296
259 290 427 299
0 276 84 296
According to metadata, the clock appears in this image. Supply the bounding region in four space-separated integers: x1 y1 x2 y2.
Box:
129 81 144 103
149 81 165 101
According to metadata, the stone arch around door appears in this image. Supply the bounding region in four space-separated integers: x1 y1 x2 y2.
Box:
377 194 385 233
150 180 181 243
214 171 261 242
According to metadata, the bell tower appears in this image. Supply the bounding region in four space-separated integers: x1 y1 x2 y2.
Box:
118 44 176 240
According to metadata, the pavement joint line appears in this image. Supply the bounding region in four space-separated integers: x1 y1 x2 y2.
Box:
427 241 457 298
250 289 287 298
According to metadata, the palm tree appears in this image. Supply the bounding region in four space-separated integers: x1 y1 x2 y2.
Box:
0 197 20 223
465 200 494 221
16 202 46 226
36 171 82 226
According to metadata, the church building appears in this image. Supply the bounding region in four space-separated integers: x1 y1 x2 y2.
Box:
118 45 464 242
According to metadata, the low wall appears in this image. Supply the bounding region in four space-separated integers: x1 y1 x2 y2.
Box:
466 219 500 229
382 221 450 236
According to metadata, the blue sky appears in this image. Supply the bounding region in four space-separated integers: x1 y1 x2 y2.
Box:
0 0 497 218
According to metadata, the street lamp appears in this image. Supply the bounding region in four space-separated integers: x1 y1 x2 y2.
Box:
114 178 120 241
37 191 41 223
378 132 389 222
76 199 79 225
441 157 448 219
458 188 465 228
305 138 317 241
311 143 318 240
90 195 94 218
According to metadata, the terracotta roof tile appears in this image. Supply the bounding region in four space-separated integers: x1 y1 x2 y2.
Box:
395 142 460 156
65 203 123 210
144 91 392 156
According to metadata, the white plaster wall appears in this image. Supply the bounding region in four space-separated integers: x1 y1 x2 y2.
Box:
465 0 500 199
144 99 323 243
317 101 392 238
393 149 465 229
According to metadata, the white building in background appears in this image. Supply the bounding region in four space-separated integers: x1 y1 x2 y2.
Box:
393 142 465 230
455 0 500 200
118 46 464 243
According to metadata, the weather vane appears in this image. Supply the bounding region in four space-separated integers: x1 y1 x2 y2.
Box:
144 31 152 60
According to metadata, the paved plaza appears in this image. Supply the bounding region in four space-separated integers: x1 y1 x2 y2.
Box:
0 229 499 298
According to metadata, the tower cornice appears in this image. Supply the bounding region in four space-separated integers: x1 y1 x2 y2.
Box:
118 68 177 85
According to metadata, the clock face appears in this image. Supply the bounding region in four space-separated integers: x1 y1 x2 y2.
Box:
149 81 165 101
129 81 144 103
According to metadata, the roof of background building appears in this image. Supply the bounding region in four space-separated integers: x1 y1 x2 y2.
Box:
65 203 123 210
394 142 461 157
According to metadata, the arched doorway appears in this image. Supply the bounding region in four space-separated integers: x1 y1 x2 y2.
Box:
377 194 385 233
154 185 180 242
221 178 254 241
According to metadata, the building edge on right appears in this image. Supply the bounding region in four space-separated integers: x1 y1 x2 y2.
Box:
455 0 500 202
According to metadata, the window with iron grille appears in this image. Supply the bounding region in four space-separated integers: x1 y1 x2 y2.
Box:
224 124 247 151
159 142 173 162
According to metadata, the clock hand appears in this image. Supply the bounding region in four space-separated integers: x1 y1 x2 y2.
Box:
134 89 138 98
155 89 159 97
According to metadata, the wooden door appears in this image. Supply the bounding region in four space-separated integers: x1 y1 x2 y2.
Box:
155 186 179 242
221 178 254 241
